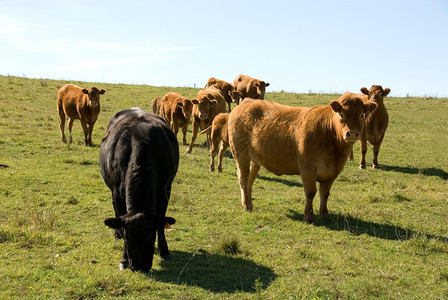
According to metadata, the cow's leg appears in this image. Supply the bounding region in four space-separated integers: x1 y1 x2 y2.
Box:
248 161 260 193
235 154 252 211
156 185 171 259
319 179 335 218
185 120 199 153
359 138 368 169
58 112 67 143
301 175 317 223
119 241 129 270
349 149 354 161
157 228 171 259
67 118 75 144
217 142 228 173
209 135 220 172
181 125 188 146
87 122 95 146
79 119 90 146
372 136 385 169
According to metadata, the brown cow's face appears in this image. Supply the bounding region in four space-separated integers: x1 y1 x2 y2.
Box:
360 85 390 104
229 90 241 105
330 94 377 143
177 99 193 119
254 81 269 99
192 98 217 120
82 87 106 108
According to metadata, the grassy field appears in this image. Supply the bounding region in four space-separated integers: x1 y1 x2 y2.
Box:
0 75 447 299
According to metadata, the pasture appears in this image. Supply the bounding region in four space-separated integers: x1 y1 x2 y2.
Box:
0 75 447 299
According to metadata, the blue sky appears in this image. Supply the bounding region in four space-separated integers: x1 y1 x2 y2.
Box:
1 0 447 97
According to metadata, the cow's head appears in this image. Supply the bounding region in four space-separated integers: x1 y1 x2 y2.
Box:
104 212 175 273
229 90 242 105
176 98 193 119
254 81 270 99
192 97 217 120
360 85 390 105
330 93 377 143
82 87 106 108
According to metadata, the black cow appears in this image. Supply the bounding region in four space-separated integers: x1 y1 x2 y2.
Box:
99 107 179 273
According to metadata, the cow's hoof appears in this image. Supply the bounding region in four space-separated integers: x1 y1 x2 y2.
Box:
119 262 129 270
359 165 366 169
160 254 171 260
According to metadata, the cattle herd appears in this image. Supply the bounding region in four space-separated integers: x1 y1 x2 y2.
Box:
56 73 391 273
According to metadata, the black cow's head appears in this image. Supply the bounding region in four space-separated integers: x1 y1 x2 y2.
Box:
104 212 175 273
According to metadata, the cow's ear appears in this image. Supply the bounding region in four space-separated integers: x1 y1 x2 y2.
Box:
360 87 369 96
383 88 391 97
364 101 378 117
104 217 124 229
82 89 89 94
100 89 106 95
330 100 342 113
177 102 184 107
192 99 199 105
153 216 176 229
264 82 270 87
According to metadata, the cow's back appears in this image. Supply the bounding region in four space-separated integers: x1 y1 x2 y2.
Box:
100 108 179 212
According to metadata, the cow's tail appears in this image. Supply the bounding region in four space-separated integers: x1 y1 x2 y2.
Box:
199 126 212 135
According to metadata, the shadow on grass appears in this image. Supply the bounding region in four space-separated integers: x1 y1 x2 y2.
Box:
286 209 447 242
154 250 276 294
258 175 302 187
382 165 448 180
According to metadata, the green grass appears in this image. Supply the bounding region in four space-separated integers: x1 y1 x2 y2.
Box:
0 75 447 299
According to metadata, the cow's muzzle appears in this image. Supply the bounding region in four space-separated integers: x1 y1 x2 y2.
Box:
199 113 207 120
344 130 360 143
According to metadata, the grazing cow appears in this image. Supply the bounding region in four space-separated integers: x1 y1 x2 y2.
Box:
57 84 106 146
233 74 270 101
185 86 226 153
228 94 377 223
100 107 179 273
151 97 162 114
356 85 391 169
159 92 193 145
199 113 229 172
204 77 238 112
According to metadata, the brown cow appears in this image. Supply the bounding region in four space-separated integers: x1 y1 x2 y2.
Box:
185 86 226 153
199 113 229 172
356 85 391 169
57 84 106 146
151 96 162 114
233 74 270 101
204 77 239 112
159 92 193 146
228 94 377 223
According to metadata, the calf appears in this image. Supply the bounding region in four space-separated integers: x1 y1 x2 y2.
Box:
233 74 269 101
100 107 179 273
57 84 106 146
199 113 229 172
159 92 193 145
185 86 226 153
228 94 377 223
357 85 391 169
